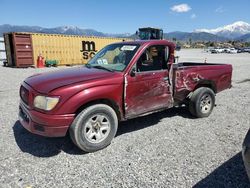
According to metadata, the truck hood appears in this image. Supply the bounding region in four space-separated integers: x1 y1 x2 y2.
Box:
25 67 114 94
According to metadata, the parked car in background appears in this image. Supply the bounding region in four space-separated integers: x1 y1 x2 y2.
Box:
236 48 244 53
225 48 238 54
230 47 250 53
211 48 225 53
243 48 250 53
242 128 250 180
210 49 217 54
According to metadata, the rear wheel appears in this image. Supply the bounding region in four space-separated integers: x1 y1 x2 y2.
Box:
70 104 118 152
189 87 215 118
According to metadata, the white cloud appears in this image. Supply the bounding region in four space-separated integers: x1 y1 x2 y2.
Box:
171 4 191 13
215 6 225 13
191 13 196 19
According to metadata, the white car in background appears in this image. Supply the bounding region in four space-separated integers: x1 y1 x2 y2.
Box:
210 48 225 53
225 48 238 54
216 48 225 53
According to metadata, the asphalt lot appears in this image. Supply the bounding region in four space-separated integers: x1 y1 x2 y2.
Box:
0 49 250 187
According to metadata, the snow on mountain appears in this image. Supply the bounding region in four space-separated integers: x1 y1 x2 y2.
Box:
195 21 250 39
60 26 78 32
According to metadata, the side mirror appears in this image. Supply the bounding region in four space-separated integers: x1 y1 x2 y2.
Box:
130 67 136 77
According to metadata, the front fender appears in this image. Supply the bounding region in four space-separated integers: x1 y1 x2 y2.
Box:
55 84 123 115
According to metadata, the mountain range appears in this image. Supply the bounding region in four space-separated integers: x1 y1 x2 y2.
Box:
0 24 131 38
0 21 250 42
195 21 250 39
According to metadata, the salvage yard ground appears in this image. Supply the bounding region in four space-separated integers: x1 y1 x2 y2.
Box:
0 49 250 187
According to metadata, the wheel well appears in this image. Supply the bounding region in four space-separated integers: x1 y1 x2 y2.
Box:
185 80 216 101
194 80 217 93
75 99 122 120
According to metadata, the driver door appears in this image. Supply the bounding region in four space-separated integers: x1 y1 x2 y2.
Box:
124 45 173 118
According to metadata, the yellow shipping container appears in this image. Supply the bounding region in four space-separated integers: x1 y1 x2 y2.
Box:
3 32 131 67
31 33 131 66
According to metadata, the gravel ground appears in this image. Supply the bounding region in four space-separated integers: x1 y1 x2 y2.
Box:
0 49 250 188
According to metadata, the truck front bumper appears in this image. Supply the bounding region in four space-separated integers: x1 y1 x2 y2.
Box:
242 128 250 180
19 103 75 137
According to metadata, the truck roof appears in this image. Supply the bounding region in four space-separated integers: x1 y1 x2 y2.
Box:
139 27 162 30
118 40 175 47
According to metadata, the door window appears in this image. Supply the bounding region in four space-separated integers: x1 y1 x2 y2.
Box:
136 45 169 72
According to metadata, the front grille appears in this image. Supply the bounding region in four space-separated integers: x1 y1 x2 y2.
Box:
20 85 29 105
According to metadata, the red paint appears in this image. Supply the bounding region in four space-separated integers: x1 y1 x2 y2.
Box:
19 103 74 137
125 70 173 118
19 40 232 137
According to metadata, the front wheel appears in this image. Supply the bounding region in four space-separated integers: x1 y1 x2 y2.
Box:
70 104 118 152
189 87 215 118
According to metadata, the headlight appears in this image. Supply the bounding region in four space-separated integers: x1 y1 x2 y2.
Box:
34 96 59 111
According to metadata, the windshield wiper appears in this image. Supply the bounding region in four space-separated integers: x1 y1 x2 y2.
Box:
92 65 114 72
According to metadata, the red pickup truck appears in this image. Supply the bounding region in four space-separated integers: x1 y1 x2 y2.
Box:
19 40 232 152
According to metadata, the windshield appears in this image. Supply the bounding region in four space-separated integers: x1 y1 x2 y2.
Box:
139 31 151 40
87 43 140 72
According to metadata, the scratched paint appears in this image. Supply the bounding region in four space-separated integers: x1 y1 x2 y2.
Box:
124 70 174 118
175 70 204 91
124 75 128 110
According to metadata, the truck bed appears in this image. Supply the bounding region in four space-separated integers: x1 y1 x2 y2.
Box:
173 62 232 102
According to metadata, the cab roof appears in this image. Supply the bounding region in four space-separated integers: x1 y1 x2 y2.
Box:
118 40 175 48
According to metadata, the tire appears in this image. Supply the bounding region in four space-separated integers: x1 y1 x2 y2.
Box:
189 87 215 118
70 104 118 152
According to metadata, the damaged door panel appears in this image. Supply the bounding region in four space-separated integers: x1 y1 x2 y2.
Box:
124 44 174 118
124 70 173 118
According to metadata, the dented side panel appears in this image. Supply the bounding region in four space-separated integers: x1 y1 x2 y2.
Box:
174 64 233 102
122 41 232 119
124 70 173 118
123 40 176 119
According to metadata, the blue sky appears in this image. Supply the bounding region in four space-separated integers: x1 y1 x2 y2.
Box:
1 0 250 33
